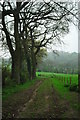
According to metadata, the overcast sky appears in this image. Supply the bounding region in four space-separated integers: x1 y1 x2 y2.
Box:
50 23 78 53
62 24 78 53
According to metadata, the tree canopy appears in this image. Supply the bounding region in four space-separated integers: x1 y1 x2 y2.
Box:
0 0 78 83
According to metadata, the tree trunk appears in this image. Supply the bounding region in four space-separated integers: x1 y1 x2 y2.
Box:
2 9 21 84
2 2 23 84
11 52 21 84
26 56 32 80
22 41 32 80
30 30 36 79
31 52 36 79
32 64 36 79
12 3 21 84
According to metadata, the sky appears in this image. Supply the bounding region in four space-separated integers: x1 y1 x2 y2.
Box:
62 24 78 53
52 23 78 53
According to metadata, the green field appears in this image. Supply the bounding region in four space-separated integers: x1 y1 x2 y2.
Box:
3 72 78 101
37 72 78 84
37 72 79 110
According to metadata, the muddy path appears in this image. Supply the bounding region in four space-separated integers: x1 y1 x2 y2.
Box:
2 80 42 118
2 78 79 119
51 86 79 118
17 79 79 118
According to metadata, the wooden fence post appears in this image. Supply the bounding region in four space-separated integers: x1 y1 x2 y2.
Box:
67 78 68 84
64 77 65 84
70 77 72 85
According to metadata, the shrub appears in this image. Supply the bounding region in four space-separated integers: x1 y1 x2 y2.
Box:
51 76 53 78
64 84 70 87
76 86 80 93
2 66 11 86
20 70 29 84
69 84 78 92
38 74 41 76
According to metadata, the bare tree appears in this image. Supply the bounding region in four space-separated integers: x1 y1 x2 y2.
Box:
1 1 30 83
1 0 78 82
21 1 77 79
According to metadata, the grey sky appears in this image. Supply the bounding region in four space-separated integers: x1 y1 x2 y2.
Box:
50 23 78 53
62 24 78 53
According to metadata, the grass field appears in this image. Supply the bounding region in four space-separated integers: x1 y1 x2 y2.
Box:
36 72 78 85
37 72 79 110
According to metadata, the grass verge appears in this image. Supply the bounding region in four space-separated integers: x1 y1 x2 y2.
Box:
2 78 38 101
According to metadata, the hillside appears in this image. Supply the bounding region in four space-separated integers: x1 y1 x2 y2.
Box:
37 51 78 74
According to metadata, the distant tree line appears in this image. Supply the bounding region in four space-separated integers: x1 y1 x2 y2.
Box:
37 51 78 74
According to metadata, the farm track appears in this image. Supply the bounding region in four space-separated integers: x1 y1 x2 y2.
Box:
51 85 79 118
16 80 42 118
2 80 42 118
2 78 79 119
17 78 79 118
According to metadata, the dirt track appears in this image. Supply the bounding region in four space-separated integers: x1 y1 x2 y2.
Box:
2 80 42 118
2 79 79 119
